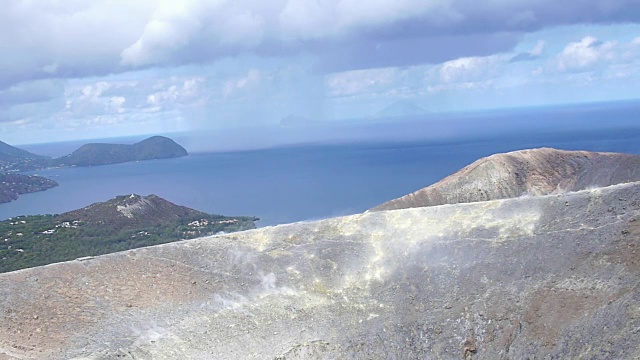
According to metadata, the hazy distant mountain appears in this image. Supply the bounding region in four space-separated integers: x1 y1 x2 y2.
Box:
279 114 317 127
0 140 48 162
374 100 428 118
371 147 640 211
56 136 188 166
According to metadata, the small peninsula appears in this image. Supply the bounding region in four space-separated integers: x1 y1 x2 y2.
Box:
0 174 59 204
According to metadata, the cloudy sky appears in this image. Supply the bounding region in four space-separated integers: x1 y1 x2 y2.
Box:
1 0 640 145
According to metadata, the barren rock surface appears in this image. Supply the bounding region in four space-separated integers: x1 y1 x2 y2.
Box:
371 147 640 211
1 181 639 359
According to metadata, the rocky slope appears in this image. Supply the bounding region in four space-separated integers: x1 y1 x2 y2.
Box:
55 136 188 167
371 147 640 211
62 194 207 229
1 179 639 359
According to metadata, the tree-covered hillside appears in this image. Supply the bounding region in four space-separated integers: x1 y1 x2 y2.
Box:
0 194 257 273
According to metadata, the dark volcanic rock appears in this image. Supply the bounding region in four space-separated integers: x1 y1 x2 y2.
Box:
1 181 639 359
56 136 188 167
371 147 640 211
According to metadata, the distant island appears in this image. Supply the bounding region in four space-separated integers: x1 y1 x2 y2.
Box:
0 136 188 202
0 194 257 273
54 136 188 167
373 100 428 119
0 135 188 172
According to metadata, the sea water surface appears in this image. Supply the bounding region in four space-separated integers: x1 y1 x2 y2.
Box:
4 125 640 227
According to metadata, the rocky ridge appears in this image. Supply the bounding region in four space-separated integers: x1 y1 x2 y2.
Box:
371 147 640 211
1 173 639 358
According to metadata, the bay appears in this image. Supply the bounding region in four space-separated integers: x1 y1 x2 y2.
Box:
4 126 640 227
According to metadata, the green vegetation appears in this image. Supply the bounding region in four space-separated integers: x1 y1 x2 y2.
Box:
0 212 256 273
0 173 58 203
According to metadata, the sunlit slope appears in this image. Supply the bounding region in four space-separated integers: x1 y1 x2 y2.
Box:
1 181 639 359
371 147 640 211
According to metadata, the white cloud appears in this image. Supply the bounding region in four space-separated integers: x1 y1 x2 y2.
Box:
79 82 112 103
121 1 212 66
145 77 205 112
555 36 616 72
0 1 153 87
2 1 640 143
218 11 265 45
622 38 640 61
42 63 59 75
147 86 178 107
436 55 504 84
531 40 545 56
0 79 65 106
108 96 126 113
1 0 638 87
326 67 399 97
222 69 262 98
324 52 510 99
278 0 459 40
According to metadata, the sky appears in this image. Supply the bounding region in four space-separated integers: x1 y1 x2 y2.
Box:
1 0 640 146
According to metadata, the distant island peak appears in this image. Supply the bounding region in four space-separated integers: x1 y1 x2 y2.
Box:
57 135 188 167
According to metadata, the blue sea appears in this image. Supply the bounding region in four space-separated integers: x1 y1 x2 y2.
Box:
4 102 640 226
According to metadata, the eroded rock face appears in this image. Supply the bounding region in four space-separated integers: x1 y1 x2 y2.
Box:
371 148 640 211
1 182 639 359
